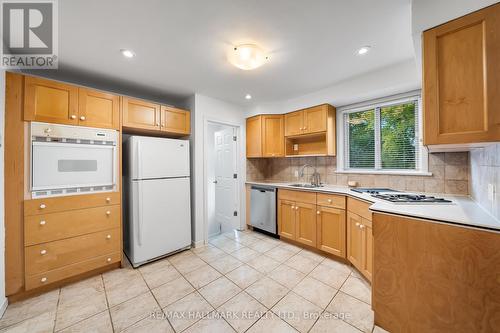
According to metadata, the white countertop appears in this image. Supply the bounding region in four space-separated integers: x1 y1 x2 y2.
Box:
246 181 500 232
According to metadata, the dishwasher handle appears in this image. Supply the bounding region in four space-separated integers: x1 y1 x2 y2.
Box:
251 185 276 193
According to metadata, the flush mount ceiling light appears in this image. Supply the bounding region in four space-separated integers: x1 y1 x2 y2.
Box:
357 46 371 55
228 44 268 70
120 49 135 58
245 94 252 100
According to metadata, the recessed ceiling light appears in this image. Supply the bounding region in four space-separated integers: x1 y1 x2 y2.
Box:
228 44 268 70
357 46 371 55
245 94 252 100
120 49 135 58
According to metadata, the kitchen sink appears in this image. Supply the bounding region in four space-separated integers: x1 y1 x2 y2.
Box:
289 183 323 188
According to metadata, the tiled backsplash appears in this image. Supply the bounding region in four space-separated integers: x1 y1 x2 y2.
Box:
247 152 470 195
470 144 500 219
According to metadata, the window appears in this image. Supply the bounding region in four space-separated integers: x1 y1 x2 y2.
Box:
338 94 428 174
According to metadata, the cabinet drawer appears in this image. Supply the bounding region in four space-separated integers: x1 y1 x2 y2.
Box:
278 189 316 204
24 192 120 216
347 198 372 221
26 228 120 276
25 252 121 290
317 193 345 209
25 205 120 246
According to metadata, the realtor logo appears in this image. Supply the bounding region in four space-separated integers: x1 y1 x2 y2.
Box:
1 0 58 68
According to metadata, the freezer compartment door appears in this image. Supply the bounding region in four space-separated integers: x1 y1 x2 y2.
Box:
129 177 191 265
130 136 190 180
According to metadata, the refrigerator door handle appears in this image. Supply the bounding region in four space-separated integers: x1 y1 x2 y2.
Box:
136 139 142 180
137 181 143 246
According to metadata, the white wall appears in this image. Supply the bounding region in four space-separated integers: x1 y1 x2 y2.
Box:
206 123 224 238
246 59 419 117
190 94 246 246
0 69 7 313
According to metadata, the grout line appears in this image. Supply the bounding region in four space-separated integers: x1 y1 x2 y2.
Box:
101 274 116 333
51 288 62 333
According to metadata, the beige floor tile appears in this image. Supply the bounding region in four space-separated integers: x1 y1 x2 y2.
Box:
209 236 236 249
218 240 245 253
191 243 215 254
246 311 298 333
226 265 262 289
247 255 280 274
309 263 350 289
233 234 259 246
292 277 337 309
198 277 241 308
231 247 258 262
194 246 225 263
218 292 266 332
103 268 149 307
277 242 302 254
247 231 266 240
326 292 374 333
169 254 206 275
122 316 173 333
309 313 362 333
151 276 195 308
168 250 196 265
271 292 322 333
163 292 213 332
265 247 296 263
373 325 390 333
139 259 181 289
55 276 108 330
245 277 288 308
183 313 235 333
0 289 59 329
267 265 305 289
321 258 352 275
285 254 320 274
109 291 160 332
248 239 279 253
340 276 371 305
298 250 325 263
0 311 55 333
58 310 113 333
183 264 222 289
209 255 243 274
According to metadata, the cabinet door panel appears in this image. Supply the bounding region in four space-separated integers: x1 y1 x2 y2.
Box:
304 105 327 134
347 212 363 270
295 202 316 247
361 218 373 282
278 200 295 240
285 111 303 136
161 106 190 134
246 116 262 157
24 76 78 125
317 207 346 258
79 88 120 129
262 115 284 157
122 97 160 130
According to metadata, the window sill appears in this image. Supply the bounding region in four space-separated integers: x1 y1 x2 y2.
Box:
336 169 433 176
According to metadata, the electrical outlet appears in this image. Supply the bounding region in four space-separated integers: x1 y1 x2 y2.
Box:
294 170 299 178
488 184 496 201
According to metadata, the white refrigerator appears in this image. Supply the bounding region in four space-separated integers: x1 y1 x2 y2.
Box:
123 135 191 267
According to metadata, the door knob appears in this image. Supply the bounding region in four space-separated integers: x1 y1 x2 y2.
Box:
360 224 365 229
295 206 299 210
107 257 112 262
39 204 46 209
213 180 218 184
355 222 360 227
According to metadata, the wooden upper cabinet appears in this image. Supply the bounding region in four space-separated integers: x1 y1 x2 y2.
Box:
304 105 327 134
316 206 346 258
423 4 500 145
122 97 161 131
278 199 296 240
78 88 120 129
246 116 262 158
262 115 284 157
285 111 304 136
161 106 190 135
24 76 79 125
347 212 363 270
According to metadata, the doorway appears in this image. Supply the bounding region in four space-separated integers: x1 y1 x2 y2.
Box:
206 122 240 239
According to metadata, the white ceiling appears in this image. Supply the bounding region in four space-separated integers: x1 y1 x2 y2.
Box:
36 0 415 106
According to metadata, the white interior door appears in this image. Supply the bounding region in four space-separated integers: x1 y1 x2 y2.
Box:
214 127 238 234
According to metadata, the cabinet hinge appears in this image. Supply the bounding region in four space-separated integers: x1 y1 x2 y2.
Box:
233 136 237 141
233 173 238 179
233 211 238 216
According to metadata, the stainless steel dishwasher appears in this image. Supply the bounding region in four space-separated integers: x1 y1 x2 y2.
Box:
250 185 277 235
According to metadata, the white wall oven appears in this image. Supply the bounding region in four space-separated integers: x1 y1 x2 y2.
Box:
30 122 119 198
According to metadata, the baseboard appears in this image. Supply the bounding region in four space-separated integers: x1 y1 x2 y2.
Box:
0 297 8 317
191 239 205 248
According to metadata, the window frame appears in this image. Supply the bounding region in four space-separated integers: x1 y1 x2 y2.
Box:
336 91 430 176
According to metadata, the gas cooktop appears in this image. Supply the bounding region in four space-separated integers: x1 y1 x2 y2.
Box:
372 193 453 204
350 188 400 194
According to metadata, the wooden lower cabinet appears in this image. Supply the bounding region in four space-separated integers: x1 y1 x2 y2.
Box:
278 199 296 240
361 218 373 281
347 212 363 269
295 202 316 247
316 206 346 258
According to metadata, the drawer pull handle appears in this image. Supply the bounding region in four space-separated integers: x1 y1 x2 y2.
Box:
295 206 299 210
106 197 111 203
39 220 46 226
70 115 76 120
327 199 332 203
40 249 47 255
41 277 47 283
39 204 46 209
80 116 86 121
106 235 111 239
316 211 320 215
106 211 111 216
107 257 112 262
355 222 360 227
291 206 295 209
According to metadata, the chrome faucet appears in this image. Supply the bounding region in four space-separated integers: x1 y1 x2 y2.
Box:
298 164 321 187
